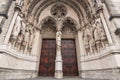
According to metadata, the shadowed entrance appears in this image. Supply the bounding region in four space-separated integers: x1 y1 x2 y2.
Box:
39 39 78 76
39 39 56 76
62 39 79 76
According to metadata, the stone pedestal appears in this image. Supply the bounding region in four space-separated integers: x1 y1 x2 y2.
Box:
55 70 63 78
55 46 63 78
55 59 63 78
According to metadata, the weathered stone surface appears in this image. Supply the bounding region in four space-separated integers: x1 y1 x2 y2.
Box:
12 77 109 80
0 0 120 80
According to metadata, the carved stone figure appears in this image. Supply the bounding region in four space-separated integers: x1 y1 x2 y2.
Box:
96 18 108 47
89 25 96 54
56 31 62 47
86 3 94 20
93 23 101 52
10 15 22 46
28 25 35 53
16 21 26 51
22 24 30 53
83 26 91 55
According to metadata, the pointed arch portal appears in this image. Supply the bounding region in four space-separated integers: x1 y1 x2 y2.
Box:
36 2 80 78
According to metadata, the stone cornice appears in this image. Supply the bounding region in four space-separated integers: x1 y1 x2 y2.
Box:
109 14 120 21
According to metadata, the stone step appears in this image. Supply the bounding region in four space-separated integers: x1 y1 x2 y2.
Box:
14 77 108 80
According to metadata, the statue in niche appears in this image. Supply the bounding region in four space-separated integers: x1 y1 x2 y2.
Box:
93 21 102 52
10 15 22 46
22 23 30 52
56 31 62 47
28 25 35 53
83 26 91 55
88 24 96 54
96 18 108 47
86 3 94 20
15 21 26 51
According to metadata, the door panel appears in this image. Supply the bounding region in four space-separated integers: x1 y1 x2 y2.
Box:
39 40 56 76
62 39 79 76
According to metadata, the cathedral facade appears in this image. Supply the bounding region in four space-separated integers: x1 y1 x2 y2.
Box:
0 0 120 80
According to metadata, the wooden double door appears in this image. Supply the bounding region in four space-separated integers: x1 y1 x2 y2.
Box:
39 39 78 76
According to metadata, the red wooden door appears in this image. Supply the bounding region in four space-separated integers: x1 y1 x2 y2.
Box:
39 40 56 76
62 39 79 76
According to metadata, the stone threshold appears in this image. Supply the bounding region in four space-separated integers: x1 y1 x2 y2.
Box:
11 77 110 80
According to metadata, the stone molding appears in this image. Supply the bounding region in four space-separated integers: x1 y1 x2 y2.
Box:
81 45 120 62
0 44 37 62
109 14 120 21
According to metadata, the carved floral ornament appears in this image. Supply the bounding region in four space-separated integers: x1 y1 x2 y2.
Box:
51 3 67 18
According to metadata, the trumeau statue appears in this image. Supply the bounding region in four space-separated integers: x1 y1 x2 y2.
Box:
56 31 62 47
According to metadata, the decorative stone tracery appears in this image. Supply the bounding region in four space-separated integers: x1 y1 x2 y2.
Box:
41 16 56 34
51 3 67 18
62 17 77 35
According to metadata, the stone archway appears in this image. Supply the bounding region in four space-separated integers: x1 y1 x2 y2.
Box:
38 16 56 76
38 9 80 78
61 17 79 76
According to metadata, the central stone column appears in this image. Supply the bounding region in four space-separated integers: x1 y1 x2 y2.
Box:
55 20 63 78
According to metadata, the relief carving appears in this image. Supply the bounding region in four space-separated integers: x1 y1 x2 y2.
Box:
9 14 35 54
83 25 91 55
95 18 108 48
83 18 108 55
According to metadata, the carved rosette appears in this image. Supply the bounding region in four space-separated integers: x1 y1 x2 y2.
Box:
51 3 67 19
